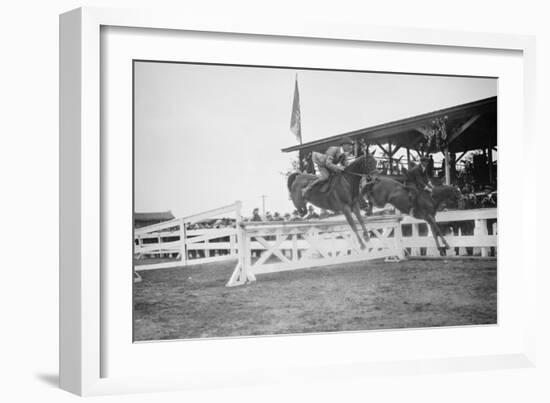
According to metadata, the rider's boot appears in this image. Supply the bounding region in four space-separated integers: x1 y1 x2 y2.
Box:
302 178 322 199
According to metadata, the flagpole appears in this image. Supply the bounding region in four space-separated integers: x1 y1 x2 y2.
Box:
297 74 302 145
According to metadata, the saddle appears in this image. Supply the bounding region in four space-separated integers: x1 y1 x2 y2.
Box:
311 173 341 194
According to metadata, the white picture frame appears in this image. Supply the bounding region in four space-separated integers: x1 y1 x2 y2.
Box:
59 7 537 396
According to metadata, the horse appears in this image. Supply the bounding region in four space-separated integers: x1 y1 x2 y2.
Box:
431 184 463 211
287 153 378 250
362 177 462 255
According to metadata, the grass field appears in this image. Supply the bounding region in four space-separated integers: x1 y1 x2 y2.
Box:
133 258 497 341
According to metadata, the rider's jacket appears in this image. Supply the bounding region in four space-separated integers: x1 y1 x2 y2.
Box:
405 164 431 190
312 147 347 172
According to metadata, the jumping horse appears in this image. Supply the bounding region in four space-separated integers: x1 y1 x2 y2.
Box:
287 153 378 250
362 176 462 255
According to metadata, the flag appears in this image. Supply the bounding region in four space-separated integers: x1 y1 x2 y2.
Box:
290 76 302 144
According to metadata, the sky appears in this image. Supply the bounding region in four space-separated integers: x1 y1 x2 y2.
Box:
134 62 497 218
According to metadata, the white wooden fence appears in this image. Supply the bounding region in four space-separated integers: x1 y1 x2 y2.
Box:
134 202 241 271
226 215 404 287
135 203 497 273
400 208 497 257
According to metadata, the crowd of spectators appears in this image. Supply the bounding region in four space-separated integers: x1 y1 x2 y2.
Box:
244 205 333 223
457 183 497 209
185 217 236 230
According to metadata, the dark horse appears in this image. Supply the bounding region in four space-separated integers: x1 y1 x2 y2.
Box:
362 177 462 255
287 154 378 250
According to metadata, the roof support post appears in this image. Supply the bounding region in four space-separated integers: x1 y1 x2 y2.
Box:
488 147 493 184
444 147 451 185
388 140 392 174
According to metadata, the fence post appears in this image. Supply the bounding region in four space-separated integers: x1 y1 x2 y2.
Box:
474 219 488 257
457 227 467 256
230 234 236 257
157 232 162 258
446 227 457 256
226 201 256 287
411 223 420 256
136 235 143 258
394 218 405 260
179 218 187 266
426 224 438 256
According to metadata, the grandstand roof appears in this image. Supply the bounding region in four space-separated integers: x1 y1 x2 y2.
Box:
281 96 497 155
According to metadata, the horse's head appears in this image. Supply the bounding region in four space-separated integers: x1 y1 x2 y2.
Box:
345 153 378 176
453 185 462 199
453 185 467 209
432 184 464 210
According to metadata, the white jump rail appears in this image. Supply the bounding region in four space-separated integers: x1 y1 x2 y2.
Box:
134 201 242 271
226 215 405 287
400 208 497 257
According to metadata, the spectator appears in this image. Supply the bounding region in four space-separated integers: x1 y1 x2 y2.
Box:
449 153 457 183
427 155 434 178
273 212 282 221
265 212 273 221
251 208 262 222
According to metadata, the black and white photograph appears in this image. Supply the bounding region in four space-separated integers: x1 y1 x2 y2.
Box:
132 61 497 341
5 0 549 400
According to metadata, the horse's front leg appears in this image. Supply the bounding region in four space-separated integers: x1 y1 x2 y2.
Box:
343 204 366 250
430 216 451 250
363 190 374 216
425 215 450 256
352 202 370 243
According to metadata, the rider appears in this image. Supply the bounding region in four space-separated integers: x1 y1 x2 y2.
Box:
302 136 355 198
405 155 434 215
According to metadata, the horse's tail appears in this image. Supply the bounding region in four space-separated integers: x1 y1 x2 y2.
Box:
287 172 299 192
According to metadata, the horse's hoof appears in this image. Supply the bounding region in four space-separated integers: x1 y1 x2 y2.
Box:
360 243 367 250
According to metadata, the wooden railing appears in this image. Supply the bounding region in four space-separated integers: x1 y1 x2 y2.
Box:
134 201 242 271
400 208 497 257
135 204 497 272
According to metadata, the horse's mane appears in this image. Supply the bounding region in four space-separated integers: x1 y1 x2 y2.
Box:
376 176 404 187
433 184 458 197
432 185 461 210
344 154 377 174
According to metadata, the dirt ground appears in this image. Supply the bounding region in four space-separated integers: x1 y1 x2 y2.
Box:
133 258 497 341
